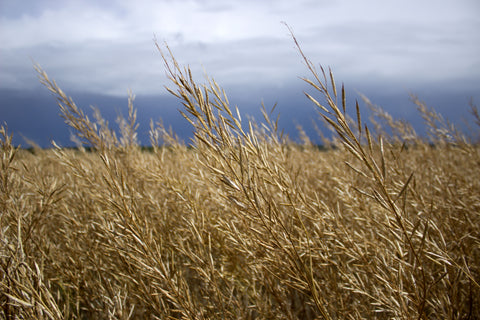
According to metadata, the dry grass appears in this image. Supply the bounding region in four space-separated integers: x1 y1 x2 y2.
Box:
1 33 479 319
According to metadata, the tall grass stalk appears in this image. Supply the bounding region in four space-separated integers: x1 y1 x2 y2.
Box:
0 32 478 319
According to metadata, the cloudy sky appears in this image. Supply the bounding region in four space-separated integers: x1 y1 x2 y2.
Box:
1 0 479 147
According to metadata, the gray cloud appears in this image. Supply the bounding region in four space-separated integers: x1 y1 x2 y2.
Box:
0 0 479 97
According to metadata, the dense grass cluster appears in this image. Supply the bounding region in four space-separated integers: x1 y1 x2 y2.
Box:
1 37 480 319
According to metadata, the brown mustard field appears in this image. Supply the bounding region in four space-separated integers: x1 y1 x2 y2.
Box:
1 39 480 319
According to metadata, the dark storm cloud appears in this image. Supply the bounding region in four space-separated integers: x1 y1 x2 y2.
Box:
0 0 479 147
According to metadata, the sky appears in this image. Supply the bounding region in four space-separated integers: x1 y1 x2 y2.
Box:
1 0 479 147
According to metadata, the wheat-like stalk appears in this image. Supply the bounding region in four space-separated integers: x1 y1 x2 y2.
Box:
0 30 478 319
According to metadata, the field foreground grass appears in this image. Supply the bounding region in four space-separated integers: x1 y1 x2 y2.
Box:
1 38 480 319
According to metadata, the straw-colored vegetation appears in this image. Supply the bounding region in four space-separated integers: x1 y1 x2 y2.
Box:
1 33 479 319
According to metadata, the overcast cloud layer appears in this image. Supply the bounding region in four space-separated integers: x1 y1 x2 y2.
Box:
1 0 479 147
1 0 479 95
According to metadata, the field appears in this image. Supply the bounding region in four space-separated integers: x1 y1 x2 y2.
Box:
1 39 480 319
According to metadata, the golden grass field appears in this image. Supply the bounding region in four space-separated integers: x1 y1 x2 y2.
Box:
1 36 479 319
